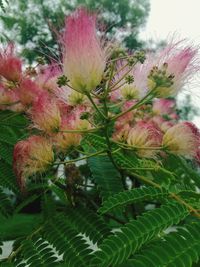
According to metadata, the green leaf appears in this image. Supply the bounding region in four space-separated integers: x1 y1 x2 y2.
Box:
0 214 42 241
98 186 168 214
125 221 200 267
42 215 94 266
88 155 124 200
0 187 13 217
66 205 111 245
0 161 19 193
91 202 189 267
20 237 58 267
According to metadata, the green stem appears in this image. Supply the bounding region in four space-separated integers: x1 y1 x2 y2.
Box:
109 61 138 90
53 149 106 165
101 97 127 190
86 92 107 119
59 127 103 134
111 89 155 121
127 172 200 218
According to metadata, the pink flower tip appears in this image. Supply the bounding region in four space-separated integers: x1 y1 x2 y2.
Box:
63 8 106 93
0 44 22 82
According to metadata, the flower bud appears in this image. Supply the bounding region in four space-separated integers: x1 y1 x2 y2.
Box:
63 8 106 93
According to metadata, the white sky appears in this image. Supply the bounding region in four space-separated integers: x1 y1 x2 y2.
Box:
139 0 200 126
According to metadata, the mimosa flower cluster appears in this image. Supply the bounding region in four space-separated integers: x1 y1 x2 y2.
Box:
0 8 199 190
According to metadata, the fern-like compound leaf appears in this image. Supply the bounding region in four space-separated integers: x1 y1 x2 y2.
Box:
91 202 189 267
122 221 200 267
18 236 58 267
88 155 124 200
0 187 13 217
42 215 94 266
98 186 168 214
66 205 111 245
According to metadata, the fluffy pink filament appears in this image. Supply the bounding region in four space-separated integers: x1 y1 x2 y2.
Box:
162 122 200 156
31 92 61 134
127 121 162 158
0 44 22 82
63 8 106 92
152 99 175 115
13 136 54 191
152 42 198 96
18 78 42 107
36 64 61 92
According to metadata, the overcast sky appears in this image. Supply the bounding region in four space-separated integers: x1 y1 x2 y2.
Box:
139 0 200 126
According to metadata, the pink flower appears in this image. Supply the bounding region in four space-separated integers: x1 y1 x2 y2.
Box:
18 78 42 107
127 121 162 158
151 115 165 127
148 42 198 97
112 124 130 142
160 121 174 132
63 8 106 93
152 98 175 115
0 85 18 105
54 119 82 152
31 92 61 134
36 64 61 92
13 136 54 191
54 105 91 151
162 122 200 156
0 44 22 82
0 85 23 112
111 60 151 101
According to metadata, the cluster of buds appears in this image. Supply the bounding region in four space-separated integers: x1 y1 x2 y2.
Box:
147 63 175 97
0 7 199 191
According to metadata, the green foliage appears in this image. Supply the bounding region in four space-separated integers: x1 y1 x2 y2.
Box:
0 188 13 218
42 215 94 266
0 214 41 240
88 155 124 200
65 205 111 245
124 222 200 267
1 122 200 266
18 237 58 267
178 94 200 121
98 186 168 214
91 202 189 266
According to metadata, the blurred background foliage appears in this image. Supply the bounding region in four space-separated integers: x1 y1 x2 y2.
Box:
0 0 150 63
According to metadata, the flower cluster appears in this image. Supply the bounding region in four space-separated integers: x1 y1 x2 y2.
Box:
0 8 199 190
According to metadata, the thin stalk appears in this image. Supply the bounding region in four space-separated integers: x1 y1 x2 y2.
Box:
113 141 164 151
53 149 106 165
128 172 200 218
111 80 127 92
102 97 127 190
110 61 138 90
59 127 103 134
0 101 20 106
86 92 107 119
111 88 156 121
